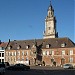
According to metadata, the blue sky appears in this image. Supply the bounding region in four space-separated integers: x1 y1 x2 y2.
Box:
0 0 74 42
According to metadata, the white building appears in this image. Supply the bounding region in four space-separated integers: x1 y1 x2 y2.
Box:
0 42 7 62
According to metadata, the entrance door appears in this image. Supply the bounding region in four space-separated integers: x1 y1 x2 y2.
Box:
61 58 65 65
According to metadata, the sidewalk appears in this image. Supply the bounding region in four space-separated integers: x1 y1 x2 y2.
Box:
30 66 63 70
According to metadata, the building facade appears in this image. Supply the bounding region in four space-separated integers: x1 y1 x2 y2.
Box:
0 41 7 63
5 38 75 66
5 2 75 66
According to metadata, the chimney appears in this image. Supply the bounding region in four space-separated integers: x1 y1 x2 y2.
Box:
0 40 1 44
9 39 10 42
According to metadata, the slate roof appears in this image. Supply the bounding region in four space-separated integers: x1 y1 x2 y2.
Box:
6 37 75 50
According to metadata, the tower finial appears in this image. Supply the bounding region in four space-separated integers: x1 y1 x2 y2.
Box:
50 0 52 6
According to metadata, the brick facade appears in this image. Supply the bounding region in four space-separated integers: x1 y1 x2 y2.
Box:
5 38 75 66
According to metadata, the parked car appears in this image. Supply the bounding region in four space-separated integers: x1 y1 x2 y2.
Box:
6 63 30 71
1 62 10 68
0 63 5 75
63 64 73 69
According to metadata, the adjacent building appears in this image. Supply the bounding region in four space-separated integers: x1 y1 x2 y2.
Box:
0 41 7 63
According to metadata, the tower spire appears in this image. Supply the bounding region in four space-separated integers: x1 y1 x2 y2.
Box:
43 1 58 39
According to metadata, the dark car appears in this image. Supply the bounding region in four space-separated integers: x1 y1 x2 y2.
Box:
0 63 5 75
7 63 30 71
1 62 10 68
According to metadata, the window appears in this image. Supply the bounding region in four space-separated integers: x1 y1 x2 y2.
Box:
18 57 20 61
62 50 65 55
69 57 73 63
22 57 24 61
17 46 20 49
22 51 24 56
11 58 12 61
61 43 66 47
13 52 15 56
14 58 16 62
26 45 29 49
15 52 16 56
0 53 1 57
49 50 54 55
8 47 10 50
47 51 49 55
12 52 13 56
26 51 28 56
6 52 8 56
46 44 50 48
45 51 49 55
2 59 4 62
10 52 12 56
52 51 54 55
17 51 20 56
70 50 73 55
26 58 28 61
49 50 52 55
8 52 10 56
43 51 46 55
17 45 21 49
2 53 4 57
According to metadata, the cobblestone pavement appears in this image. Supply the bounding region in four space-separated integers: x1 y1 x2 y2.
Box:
4 66 75 75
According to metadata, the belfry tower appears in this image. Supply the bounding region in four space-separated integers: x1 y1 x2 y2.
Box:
43 1 58 39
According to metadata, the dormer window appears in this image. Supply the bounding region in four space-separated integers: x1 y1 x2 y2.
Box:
61 43 66 47
17 45 21 49
8 47 10 50
26 45 29 49
8 46 12 50
46 44 50 48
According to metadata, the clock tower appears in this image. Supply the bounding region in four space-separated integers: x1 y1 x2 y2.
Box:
43 1 58 39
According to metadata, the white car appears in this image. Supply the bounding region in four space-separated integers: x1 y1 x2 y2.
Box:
0 63 5 75
63 64 73 69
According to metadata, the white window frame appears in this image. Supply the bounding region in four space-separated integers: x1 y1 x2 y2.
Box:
62 50 65 55
46 45 50 48
17 51 20 56
26 46 29 49
22 51 24 55
70 50 73 55
69 57 73 63
61 43 66 47
43 51 46 56
52 51 54 55
47 51 49 55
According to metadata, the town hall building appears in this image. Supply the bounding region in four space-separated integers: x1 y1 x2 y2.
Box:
5 2 75 66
